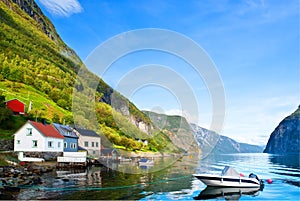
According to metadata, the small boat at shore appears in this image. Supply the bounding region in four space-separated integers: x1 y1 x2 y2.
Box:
138 158 154 166
193 166 264 188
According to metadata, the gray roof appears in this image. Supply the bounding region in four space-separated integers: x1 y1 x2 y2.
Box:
52 123 78 139
76 128 100 138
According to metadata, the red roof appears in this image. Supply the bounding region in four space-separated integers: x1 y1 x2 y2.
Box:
30 121 64 139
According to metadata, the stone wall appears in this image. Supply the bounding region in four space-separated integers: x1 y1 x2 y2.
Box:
23 152 63 161
0 139 14 151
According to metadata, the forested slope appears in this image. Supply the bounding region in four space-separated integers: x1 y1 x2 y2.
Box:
0 0 180 153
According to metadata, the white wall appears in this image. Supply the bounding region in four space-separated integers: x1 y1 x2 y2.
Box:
44 137 64 152
14 122 45 152
14 122 63 152
77 134 101 158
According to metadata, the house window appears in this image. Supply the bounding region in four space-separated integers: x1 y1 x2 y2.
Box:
93 150 96 155
64 142 67 148
17 140 20 144
48 141 53 148
26 128 32 136
71 143 76 149
84 141 88 147
92 142 95 147
96 142 99 147
58 142 61 148
32 140 38 148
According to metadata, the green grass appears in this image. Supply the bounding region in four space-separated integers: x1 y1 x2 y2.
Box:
0 80 71 120
0 128 15 139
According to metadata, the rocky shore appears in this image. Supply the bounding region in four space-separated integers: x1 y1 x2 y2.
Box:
0 162 56 198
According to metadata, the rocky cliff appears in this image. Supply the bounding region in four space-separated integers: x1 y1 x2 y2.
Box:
264 106 300 154
191 124 264 156
2 0 80 63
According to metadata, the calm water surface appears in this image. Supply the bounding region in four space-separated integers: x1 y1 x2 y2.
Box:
12 153 300 200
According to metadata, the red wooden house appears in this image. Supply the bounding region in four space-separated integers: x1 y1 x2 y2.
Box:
5 99 26 115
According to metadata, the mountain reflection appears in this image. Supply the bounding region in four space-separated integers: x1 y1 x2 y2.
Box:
269 154 300 187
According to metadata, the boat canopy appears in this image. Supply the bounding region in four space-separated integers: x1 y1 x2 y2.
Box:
221 166 240 177
140 158 148 162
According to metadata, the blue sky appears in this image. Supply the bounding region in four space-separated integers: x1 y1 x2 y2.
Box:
36 0 299 145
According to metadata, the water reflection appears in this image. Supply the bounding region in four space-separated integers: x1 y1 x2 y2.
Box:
194 186 261 200
8 153 300 200
268 154 300 187
54 156 197 200
269 154 300 169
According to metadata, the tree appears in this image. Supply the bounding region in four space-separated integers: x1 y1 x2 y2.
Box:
63 114 74 125
52 113 60 123
49 88 61 102
28 108 44 122
57 99 69 110
0 93 5 107
0 94 13 126
0 107 13 126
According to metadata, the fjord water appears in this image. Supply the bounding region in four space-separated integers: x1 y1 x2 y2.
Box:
15 153 299 200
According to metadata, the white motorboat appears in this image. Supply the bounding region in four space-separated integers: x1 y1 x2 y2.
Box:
193 166 264 188
138 158 154 166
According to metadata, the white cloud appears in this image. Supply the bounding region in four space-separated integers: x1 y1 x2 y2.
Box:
222 96 299 145
38 0 83 17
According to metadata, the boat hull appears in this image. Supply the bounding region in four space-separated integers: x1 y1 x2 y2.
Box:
193 174 260 187
138 161 154 166
194 186 260 200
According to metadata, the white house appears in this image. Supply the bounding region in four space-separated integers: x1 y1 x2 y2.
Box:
14 120 64 152
74 128 101 158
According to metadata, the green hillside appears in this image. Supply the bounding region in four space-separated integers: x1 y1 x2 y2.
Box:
0 0 179 153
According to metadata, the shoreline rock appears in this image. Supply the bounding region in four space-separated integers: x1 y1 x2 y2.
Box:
0 162 56 191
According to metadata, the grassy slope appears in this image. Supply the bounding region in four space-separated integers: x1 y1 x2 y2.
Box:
0 81 71 118
0 80 72 139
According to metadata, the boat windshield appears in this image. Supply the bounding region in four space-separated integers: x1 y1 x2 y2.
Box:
221 166 240 177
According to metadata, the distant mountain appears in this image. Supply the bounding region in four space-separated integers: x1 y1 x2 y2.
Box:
191 124 264 155
143 111 200 154
264 106 300 154
143 111 262 155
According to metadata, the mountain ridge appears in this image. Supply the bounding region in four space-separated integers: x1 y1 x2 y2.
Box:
143 111 263 155
191 123 264 155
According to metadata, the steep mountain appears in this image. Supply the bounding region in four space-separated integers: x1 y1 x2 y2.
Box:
0 0 151 126
143 111 200 154
191 124 264 155
1 0 80 63
0 0 168 152
264 106 300 154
